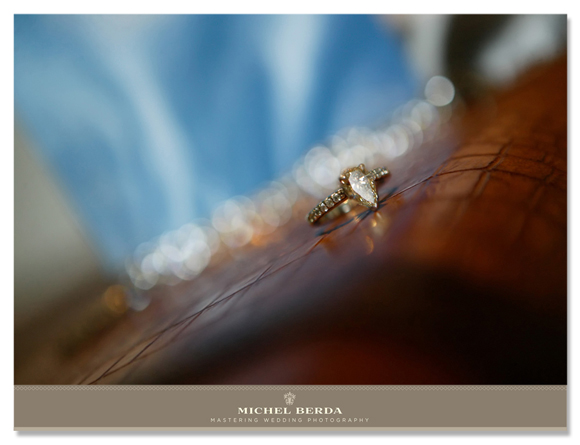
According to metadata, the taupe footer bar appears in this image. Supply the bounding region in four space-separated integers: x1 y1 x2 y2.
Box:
14 385 567 431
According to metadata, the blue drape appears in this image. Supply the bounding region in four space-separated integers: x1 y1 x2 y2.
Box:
15 14 418 269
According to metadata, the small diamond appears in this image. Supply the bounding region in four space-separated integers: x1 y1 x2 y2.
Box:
319 203 328 212
324 198 334 208
332 193 341 203
314 208 321 217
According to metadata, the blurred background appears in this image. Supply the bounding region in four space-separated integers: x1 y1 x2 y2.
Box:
14 15 566 336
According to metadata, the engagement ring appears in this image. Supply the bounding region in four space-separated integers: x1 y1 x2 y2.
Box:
306 164 389 224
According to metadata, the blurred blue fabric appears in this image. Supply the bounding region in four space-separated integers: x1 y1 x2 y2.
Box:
15 15 418 270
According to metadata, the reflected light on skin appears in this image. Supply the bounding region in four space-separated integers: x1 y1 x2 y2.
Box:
366 212 390 238
364 236 374 255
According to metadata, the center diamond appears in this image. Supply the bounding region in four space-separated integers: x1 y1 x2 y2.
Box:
348 169 377 207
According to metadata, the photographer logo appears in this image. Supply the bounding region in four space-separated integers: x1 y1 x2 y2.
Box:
284 392 296 406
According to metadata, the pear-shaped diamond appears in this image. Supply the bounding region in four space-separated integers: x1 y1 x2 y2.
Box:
348 169 377 207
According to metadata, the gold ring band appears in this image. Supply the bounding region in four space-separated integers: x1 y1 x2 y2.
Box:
306 164 389 225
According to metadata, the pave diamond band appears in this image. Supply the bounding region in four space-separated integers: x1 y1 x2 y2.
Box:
307 165 389 225
307 188 348 224
367 167 389 181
